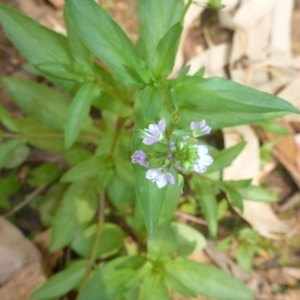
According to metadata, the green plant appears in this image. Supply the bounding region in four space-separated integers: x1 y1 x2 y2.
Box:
0 0 298 299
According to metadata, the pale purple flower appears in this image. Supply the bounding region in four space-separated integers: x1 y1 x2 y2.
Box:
190 120 211 135
131 150 148 168
143 119 166 145
193 145 213 173
146 167 175 188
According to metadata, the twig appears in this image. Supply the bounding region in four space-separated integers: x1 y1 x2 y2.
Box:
176 211 207 226
78 191 106 296
2 184 48 218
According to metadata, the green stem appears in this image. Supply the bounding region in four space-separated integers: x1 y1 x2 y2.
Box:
1 184 48 218
77 191 105 297
180 0 194 22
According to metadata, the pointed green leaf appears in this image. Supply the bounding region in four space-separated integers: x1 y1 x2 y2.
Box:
237 185 277 203
173 76 300 114
147 221 178 262
193 178 218 237
137 272 169 300
208 142 246 172
0 3 72 66
0 103 19 132
137 0 185 67
65 81 100 148
0 140 22 170
31 260 86 300
165 257 254 300
179 108 287 129
3 77 69 132
50 179 98 250
65 7 94 73
138 86 168 121
154 22 183 77
79 256 145 300
72 223 124 259
65 0 149 86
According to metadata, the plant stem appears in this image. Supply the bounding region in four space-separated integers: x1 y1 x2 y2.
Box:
180 0 193 22
2 184 48 218
77 191 105 297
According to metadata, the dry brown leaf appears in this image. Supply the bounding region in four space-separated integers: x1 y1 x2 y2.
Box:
205 241 273 300
274 289 300 300
47 0 64 9
0 262 46 300
279 78 300 122
186 43 231 77
34 230 63 277
0 217 41 285
222 126 292 238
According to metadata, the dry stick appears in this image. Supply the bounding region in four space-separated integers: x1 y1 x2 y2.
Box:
2 184 48 218
78 191 106 297
176 211 207 226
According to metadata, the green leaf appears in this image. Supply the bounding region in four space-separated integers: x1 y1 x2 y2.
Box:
258 121 292 135
50 179 98 250
28 163 62 187
236 244 255 273
154 22 183 77
0 103 19 132
65 0 149 86
0 3 72 66
61 155 110 182
208 142 246 172
107 176 135 213
62 147 93 167
137 272 169 300
72 223 124 259
164 257 254 300
3 77 69 132
65 81 100 148
38 183 68 227
193 178 218 237
0 172 21 198
37 63 84 82
79 256 145 300
65 7 94 73
13 118 65 153
223 185 244 211
31 260 86 300
173 76 300 114
0 140 22 170
179 108 286 130
237 185 277 203
172 222 206 256
138 86 168 121
3 144 30 169
137 0 184 68
147 221 178 262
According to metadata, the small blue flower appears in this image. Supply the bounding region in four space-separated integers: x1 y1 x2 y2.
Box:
143 119 166 145
131 150 148 168
146 167 175 188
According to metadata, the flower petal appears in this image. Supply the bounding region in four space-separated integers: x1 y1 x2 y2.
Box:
166 173 175 185
199 155 213 166
158 119 166 132
190 121 199 131
148 124 160 135
143 136 159 145
146 168 161 180
193 163 206 173
156 175 168 188
196 145 209 157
